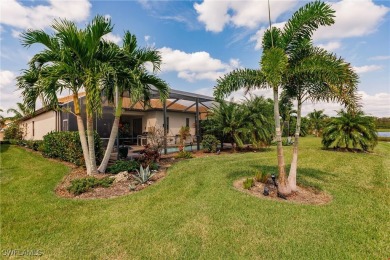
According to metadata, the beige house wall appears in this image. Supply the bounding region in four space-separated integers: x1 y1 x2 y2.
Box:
22 111 57 140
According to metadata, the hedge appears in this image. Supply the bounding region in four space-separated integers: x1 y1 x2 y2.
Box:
42 131 103 166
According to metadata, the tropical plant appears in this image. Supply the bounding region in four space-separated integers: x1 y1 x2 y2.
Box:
19 15 115 175
214 1 359 195
4 121 24 140
67 177 114 195
201 134 220 153
97 32 169 173
107 160 140 174
322 110 377 151
134 165 155 184
6 103 32 120
178 126 190 151
243 178 254 190
175 150 193 159
307 109 328 137
205 100 247 151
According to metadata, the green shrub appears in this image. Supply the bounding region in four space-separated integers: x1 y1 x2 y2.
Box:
25 140 43 151
255 170 269 183
201 134 220 153
107 160 139 174
175 151 193 159
42 131 103 166
243 178 254 190
118 146 128 159
4 122 23 140
149 162 159 171
67 177 114 195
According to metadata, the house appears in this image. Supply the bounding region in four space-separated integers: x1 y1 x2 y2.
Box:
19 88 214 150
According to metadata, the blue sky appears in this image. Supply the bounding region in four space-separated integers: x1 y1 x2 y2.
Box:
1 0 389 117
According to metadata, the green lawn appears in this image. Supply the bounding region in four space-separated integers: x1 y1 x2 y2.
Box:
1 138 389 259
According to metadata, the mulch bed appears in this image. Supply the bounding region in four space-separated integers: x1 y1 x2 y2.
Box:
233 178 332 205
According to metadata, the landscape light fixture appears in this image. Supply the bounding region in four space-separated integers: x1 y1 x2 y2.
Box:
271 174 277 187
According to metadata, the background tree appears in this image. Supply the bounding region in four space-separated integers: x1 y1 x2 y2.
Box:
6 103 32 120
322 110 377 151
307 109 328 137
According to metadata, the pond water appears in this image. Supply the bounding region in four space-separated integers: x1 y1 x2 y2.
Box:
377 132 390 137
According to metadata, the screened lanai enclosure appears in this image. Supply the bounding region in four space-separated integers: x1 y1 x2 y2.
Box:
59 88 214 154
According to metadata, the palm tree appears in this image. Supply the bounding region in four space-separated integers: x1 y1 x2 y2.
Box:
322 110 377 151
7 103 32 120
307 109 328 137
205 100 247 151
214 1 339 196
19 15 113 175
97 32 169 173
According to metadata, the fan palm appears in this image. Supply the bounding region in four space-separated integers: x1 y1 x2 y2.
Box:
19 15 113 175
214 1 339 196
322 110 377 151
97 32 169 173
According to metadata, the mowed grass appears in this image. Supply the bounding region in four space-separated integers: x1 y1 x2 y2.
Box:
1 138 389 259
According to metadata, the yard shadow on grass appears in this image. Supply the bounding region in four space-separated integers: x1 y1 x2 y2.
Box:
0 143 10 153
226 165 336 191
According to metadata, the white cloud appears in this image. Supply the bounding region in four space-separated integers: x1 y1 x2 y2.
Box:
317 41 342 52
11 29 22 39
313 0 389 41
194 0 297 33
0 70 23 114
158 47 240 82
144 35 150 42
0 0 91 30
353 65 382 74
102 32 122 44
369 55 390 61
249 22 285 50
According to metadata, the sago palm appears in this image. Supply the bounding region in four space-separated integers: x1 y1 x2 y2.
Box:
322 110 377 151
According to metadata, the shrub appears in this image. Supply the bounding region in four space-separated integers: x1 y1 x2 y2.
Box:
25 140 43 151
67 177 114 195
118 146 128 159
149 162 159 171
243 178 254 190
107 160 139 174
138 145 160 167
134 165 155 184
255 170 269 183
42 131 103 166
4 122 23 140
175 151 193 159
201 134 220 153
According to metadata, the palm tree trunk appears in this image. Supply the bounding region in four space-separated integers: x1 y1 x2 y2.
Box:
288 100 302 192
73 94 91 175
98 96 123 173
86 111 98 175
273 88 291 196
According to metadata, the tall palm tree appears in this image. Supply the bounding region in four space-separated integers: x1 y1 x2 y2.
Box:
214 1 338 196
322 110 377 151
19 15 113 175
97 32 169 173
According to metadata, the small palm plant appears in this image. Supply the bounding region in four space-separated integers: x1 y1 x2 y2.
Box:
322 110 378 151
134 165 156 184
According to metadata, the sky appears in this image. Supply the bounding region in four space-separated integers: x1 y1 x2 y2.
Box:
0 0 389 117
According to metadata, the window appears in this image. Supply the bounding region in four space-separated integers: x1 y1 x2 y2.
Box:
186 118 189 127
32 121 35 136
63 119 68 131
166 117 170 132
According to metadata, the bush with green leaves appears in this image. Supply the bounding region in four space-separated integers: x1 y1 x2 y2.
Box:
134 165 155 184
4 121 23 140
25 140 43 151
67 177 114 195
107 160 139 174
175 151 193 159
42 131 103 166
243 178 254 190
254 170 269 183
201 134 220 153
